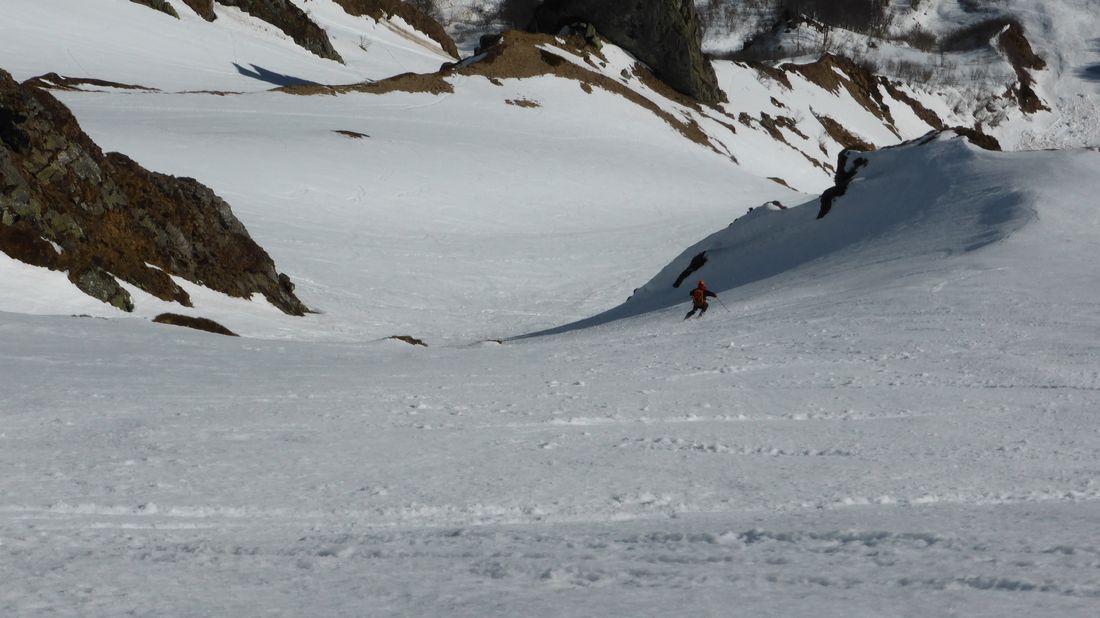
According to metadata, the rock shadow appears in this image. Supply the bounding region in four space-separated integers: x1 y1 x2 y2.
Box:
233 63 320 87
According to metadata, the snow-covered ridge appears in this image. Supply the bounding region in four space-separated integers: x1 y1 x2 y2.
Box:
528 132 1100 334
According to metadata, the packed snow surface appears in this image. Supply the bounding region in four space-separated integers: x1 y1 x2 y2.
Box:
3 1 1100 616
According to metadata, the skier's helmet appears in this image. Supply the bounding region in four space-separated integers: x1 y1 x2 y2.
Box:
698 279 706 287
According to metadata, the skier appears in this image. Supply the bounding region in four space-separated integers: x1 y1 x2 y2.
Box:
684 280 717 319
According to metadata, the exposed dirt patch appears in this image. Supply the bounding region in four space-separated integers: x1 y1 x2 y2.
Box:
0 70 307 315
814 114 875 151
331 0 459 59
505 98 540 108
784 54 897 134
278 71 453 96
154 313 239 336
880 80 945 130
388 335 428 347
215 0 343 63
129 0 179 18
750 62 792 90
767 177 792 189
182 0 217 21
952 127 1002 151
24 73 159 93
334 129 370 138
453 32 716 152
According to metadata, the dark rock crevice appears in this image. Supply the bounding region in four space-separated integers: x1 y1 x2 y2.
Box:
672 252 708 288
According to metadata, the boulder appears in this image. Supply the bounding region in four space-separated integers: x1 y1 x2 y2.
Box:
530 0 725 105
0 69 307 315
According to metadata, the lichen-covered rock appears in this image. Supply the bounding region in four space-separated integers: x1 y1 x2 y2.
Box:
332 0 459 59
215 0 343 63
0 69 307 315
530 0 724 105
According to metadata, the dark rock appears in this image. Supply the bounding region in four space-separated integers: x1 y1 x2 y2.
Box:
530 0 725 105
388 335 428 347
129 0 180 18
154 313 239 336
182 0 218 21
215 0 343 62
817 150 868 219
331 0 460 59
0 69 307 315
71 268 135 312
673 252 708 288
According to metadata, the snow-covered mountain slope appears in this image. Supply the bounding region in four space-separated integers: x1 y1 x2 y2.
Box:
530 132 1100 334
3 135 1100 616
2 0 456 92
4 3 1100 616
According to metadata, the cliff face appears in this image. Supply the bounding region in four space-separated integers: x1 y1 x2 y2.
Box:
0 70 307 315
531 0 725 105
183 0 217 21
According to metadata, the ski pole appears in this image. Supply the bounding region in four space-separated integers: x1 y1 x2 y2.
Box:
716 296 731 312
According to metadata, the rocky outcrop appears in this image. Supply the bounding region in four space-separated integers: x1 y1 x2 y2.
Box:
0 69 307 315
129 0 180 19
332 0 459 59
215 0 343 63
530 0 725 105
183 0 218 21
154 313 239 336
997 22 1048 114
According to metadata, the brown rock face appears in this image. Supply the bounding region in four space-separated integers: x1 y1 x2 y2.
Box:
215 0 343 63
332 0 460 59
530 0 725 105
182 0 217 21
129 0 180 19
0 70 307 315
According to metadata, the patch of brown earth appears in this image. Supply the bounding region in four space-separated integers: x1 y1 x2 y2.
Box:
784 54 898 136
951 127 1002 151
505 98 540 108
154 313 239 336
0 70 307 315
215 0 343 63
183 0 217 21
453 32 715 151
331 0 459 59
880 80 945 130
814 114 875 151
278 71 453 96
767 177 792 189
24 73 159 93
997 23 1048 114
388 335 428 347
129 0 179 18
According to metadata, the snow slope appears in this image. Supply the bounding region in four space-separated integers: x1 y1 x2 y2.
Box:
1 0 455 92
3 136 1100 614
3 1 1100 616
